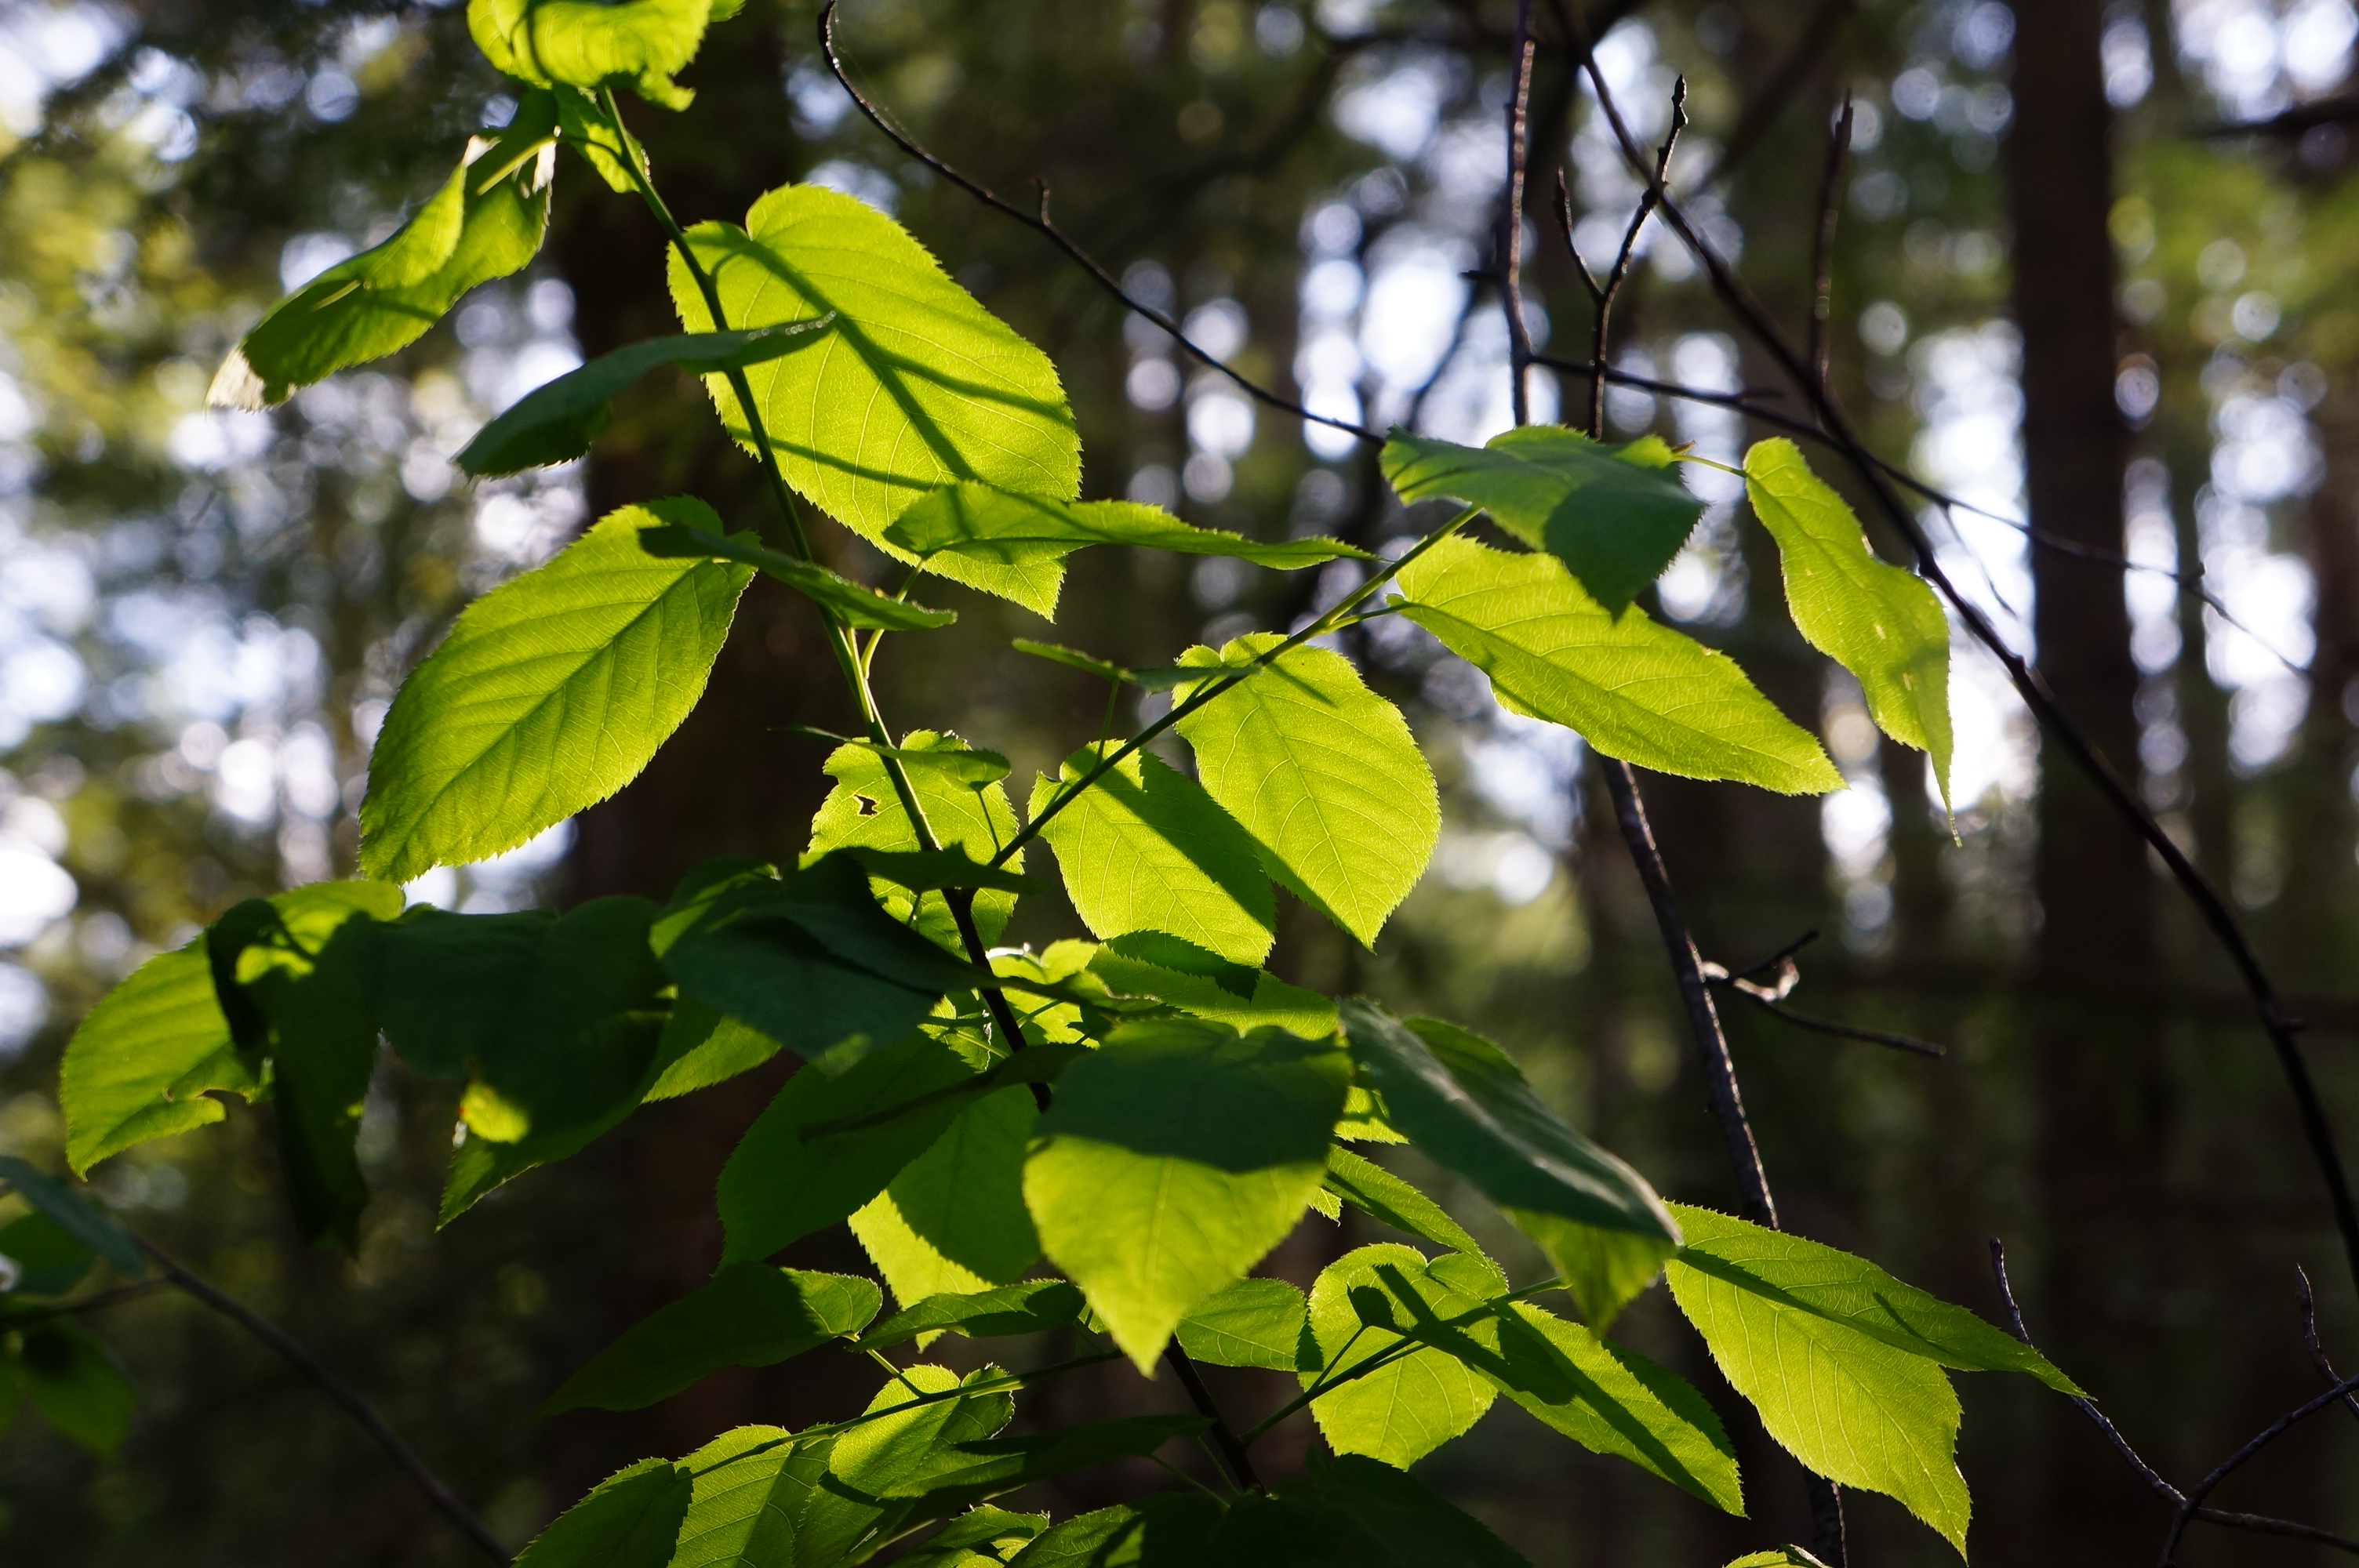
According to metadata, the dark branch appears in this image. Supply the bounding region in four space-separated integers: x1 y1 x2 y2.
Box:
2295 1268 2359 1426
1164 1343 1263 1492
1685 0 1859 192
1573 47 2359 1297
139 1237 510 1563
1807 98 1853 390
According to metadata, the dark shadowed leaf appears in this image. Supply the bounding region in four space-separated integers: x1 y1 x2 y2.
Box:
540 1264 880 1414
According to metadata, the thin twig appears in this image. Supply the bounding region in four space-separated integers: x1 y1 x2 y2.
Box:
1714 985 1948 1058
1574 48 2359 1298
0 1276 169 1324
2295 1267 2359 1425
1163 1345 1262 1491
2161 1372 2359 1565
1807 97 1853 390
818 0 1376 443
1502 0 1538 428
1990 1241 2359 1560
139 1238 510 1564
1683 0 1858 193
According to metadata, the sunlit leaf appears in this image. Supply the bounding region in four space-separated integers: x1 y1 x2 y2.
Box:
360 498 754 885
1303 1243 1501 1467
1175 1276 1311 1371
1321 1145 1484 1258
1743 437 1954 804
1025 1018 1347 1370
1029 744 1275 967
470 0 714 109
809 731 1024 953
1391 536 1841 795
855 1279 1087 1352
1087 932 1337 1038
513 1459 690 1568
639 518 955 631
851 1087 1041 1306
1174 634 1438 947
60 943 256 1176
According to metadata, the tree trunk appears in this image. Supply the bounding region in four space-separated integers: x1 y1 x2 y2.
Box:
2004 2 2165 1558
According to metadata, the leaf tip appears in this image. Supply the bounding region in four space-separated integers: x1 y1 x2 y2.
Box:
206 348 269 412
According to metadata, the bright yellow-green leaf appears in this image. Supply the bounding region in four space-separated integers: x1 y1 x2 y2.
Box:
1743 438 1954 805
359 498 754 885
1027 745 1275 966
851 1087 1041 1307
808 731 1023 952
1392 535 1841 794
1303 1243 1502 1467
1024 1019 1347 1371
60 942 253 1175
1085 934 1337 1038
671 185 1079 550
1173 635 1438 948
1176 1276 1311 1371
470 0 712 109
883 483 1368 619
1321 1145 1485 1258
514 1459 691 1568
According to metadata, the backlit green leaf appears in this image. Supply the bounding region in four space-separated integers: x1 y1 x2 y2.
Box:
359 498 754 885
212 104 556 408
640 519 956 631
216 880 405 1248
540 1264 880 1414
471 0 712 109
1029 745 1275 967
1339 1004 1679 1316
644 1000 780 1102
1087 934 1338 1038
1175 1276 1310 1371
1303 1243 1501 1466
671 185 1079 549
458 321 834 474
1383 426 1704 613
1005 1497 1225 1568
514 1458 691 1568
884 483 1368 619
1392 536 1841 794
1485 1302 1742 1512
899 1507 1051 1568
718 1030 980 1265
1726 1551 1830 1567
809 731 1024 953
885 1414 1212 1510
18 1322 134 1457
1321 1145 1484 1258
1743 438 1954 804
851 1087 1041 1306
1025 1018 1348 1370
856 1279 1087 1352
60 942 256 1175
1174 635 1438 947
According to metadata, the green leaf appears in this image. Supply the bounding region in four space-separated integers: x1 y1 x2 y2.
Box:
899 1507 1052 1568
1338 1002 1677 1325
1484 1302 1743 1513
1011 639 1132 684
1321 1145 1484 1258
514 1458 692 1568
1207 1450 1531 1568
60 941 257 1175
883 1414 1211 1508
1507 1211 1677 1334
212 105 556 408
18 1322 134 1457
640 519 956 631
1174 1276 1310 1371
0 1213 96 1297
471 0 713 109
1024 1018 1348 1370
848 847 1038 896
667 1427 830 1568
1391 536 1842 795
1743 437 1954 805
371 897 668 1145
1172 634 1438 948
1005 1495 1226 1568
856 1279 1087 1352
459 321 835 475
852 1087 1041 1306
644 999 780 1102
655 855 977 1068
1383 426 1705 613
216 881 405 1248
0 1158 142 1277
809 731 1024 953
1725 1552 1830 1567
671 185 1079 551
1303 1243 1501 1467
884 483 1368 619
360 497 755 885
718 1029 980 1265
540 1264 880 1414
1028 745 1276 967
1667 1206 2079 1390
1664 1207 2030 1555
1087 935 1337 1038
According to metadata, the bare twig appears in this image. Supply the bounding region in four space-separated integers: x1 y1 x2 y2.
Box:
139 1238 509 1564
1502 0 1539 427
2161 1372 2359 1564
0 1277 168 1324
1807 97 1853 390
2295 1267 2359 1425
1574 47 2359 1298
1685 0 1858 192
1164 1344 1262 1491
1990 1241 2359 1560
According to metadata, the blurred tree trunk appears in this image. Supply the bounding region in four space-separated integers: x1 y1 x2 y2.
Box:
2003 1 2162 1557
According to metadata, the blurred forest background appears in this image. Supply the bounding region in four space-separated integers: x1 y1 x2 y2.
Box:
0 0 2354 1562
